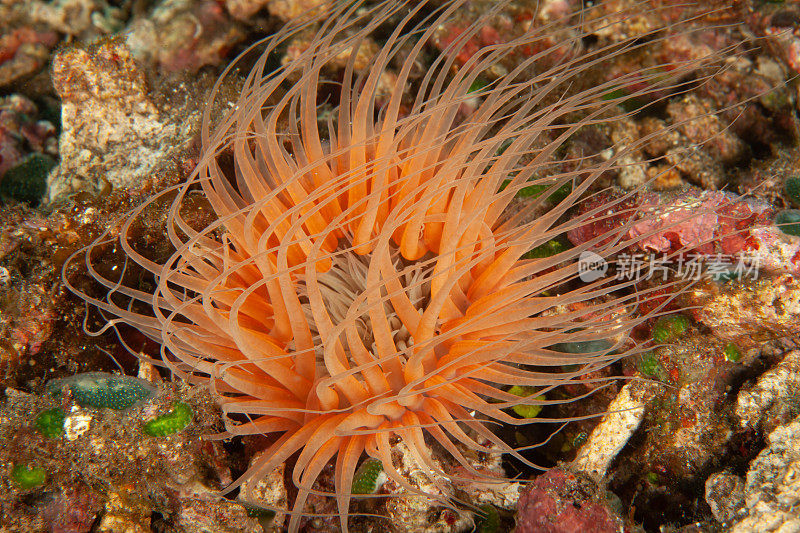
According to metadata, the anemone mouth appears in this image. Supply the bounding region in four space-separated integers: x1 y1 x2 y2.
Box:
295 238 431 369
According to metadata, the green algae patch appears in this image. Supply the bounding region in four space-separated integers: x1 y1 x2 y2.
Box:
550 339 614 355
143 402 193 437
775 210 800 237
785 177 800 206
724 342 742 363
508 385 544 419
242 502 276 520
468 78 488 94
498 179 572 202
0 153 55 205
523 237 571 260
476 504 500 533
11 464 46 489
35 407 65 439
652 314 691 344
637 352 668 381
351 458 385 495
47 372 156 410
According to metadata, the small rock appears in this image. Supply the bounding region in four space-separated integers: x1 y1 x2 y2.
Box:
705 471 745 524
737 350 800 433
47 41 190 199
382 440 474 533
172 489 262 533
41 486 103 533
239 457 288 532
0 153 56 205
0 28 58 87
27 0 126 39
729 415 800 533
0 94 58 178
696 276 800 349
572 381 656 480
224 0 272 20
97 487 151 533
264 0 331 20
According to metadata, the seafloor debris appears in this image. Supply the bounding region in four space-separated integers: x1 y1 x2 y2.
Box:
571 189 789 260
236 438 519 533
0 269 56 382
0 381 246 532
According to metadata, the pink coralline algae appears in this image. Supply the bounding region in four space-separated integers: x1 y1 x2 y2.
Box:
433 22 505 66
0 28 58 87
568 189 800 274
126 0 244 72
431 4 577 72
515 469 626 533
0 94 57 178
41 487 101 533
762 9 800 75
627 191 771 256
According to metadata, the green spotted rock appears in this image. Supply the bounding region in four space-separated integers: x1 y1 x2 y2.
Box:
352 458 385 495
724 342 742 363
47 372 155 410
498 179 572 202
637 352 668 381
523 237 570 260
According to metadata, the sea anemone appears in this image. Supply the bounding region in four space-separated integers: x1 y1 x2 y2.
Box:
64 0 744 529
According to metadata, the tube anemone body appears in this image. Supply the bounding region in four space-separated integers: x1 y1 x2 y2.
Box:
64 0 745 530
